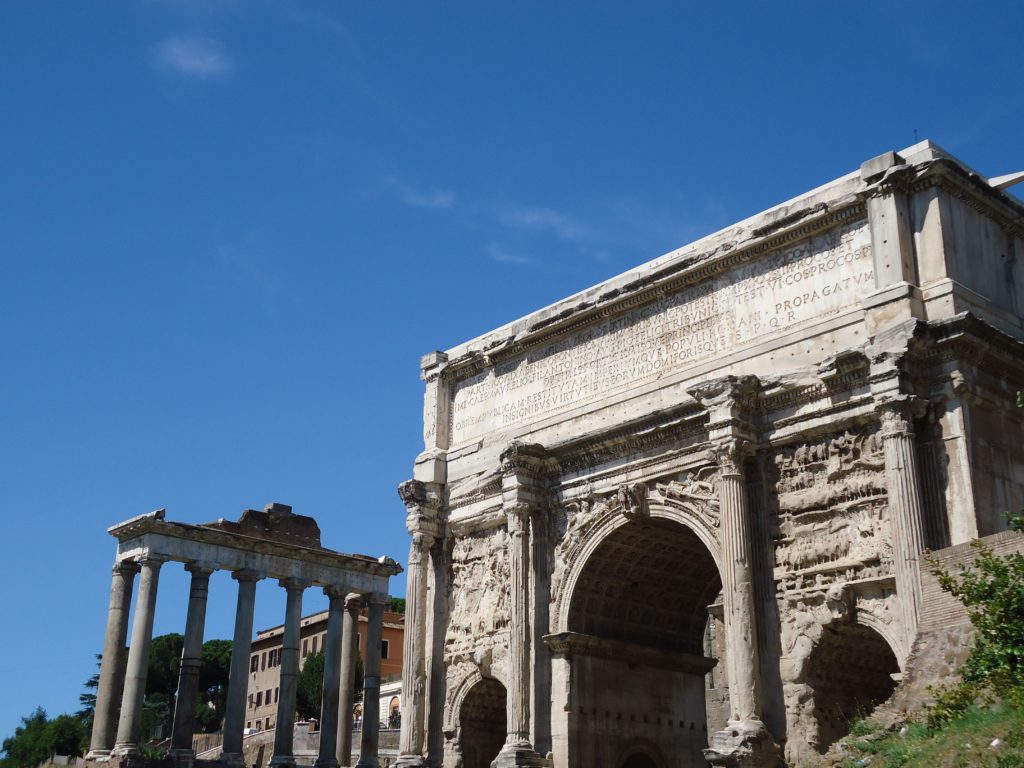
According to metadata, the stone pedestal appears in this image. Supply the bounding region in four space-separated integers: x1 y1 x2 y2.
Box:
703 720 782 768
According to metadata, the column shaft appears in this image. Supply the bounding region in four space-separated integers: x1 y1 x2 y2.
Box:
356 596 386 768
336 597 362 767
505 508 532 744
271 579 308 768
397 533 432 764
880 405 926 641
171 564 215 755
316 588 347 768
88 561 140 757
719 460 761 723
113 557 164 754
222 572 261 767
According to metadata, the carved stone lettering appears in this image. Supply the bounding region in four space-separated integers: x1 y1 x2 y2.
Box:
450 220 873 443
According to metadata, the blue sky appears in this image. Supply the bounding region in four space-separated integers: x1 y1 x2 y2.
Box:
1 0 1022 743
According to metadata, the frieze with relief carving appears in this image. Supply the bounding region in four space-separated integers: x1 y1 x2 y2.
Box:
772 428 891 594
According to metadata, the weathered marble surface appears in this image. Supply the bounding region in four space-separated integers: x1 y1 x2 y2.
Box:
399 141 1024 768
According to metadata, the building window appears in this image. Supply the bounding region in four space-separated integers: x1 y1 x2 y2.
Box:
261 651 267 671
311 635 318 655
381 640 389 660
248 694 254 709
250 655 258 673
302 638 308 657
266 717 271 730
246 721 251 730
256 691 263 707
275 687 280 703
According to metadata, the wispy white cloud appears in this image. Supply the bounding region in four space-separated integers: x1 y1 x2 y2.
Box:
499 205 586 241
486 243 531 265
383 176 456 209
154 36 234 79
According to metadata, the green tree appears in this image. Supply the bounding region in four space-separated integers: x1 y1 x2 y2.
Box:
0 710 89 768
1 708 52 768
296 651 326 721
195 639 233 733
294 649 365 723
927 513 1024 726
388 598 406 614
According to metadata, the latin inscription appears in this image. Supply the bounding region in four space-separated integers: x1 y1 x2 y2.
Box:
451 220 874 443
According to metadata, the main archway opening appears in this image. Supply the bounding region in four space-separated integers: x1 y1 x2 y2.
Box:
805 622 899 753
458 677 506 768
565 517 722 767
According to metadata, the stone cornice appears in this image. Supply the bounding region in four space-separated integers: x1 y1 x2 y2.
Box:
542 631 717 675
438 204 867 381
110 511 402 580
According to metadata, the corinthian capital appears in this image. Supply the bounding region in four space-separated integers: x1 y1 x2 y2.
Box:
715 439 753 476
505 502 535 534
876 398 917 440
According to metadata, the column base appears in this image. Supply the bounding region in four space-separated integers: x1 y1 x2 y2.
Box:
169 748 195 768
490 740 547 768
270 755 297 768
703 720 782 768
395 756 427 768
84 750 113 762
315 759 340 768
220 752 248 768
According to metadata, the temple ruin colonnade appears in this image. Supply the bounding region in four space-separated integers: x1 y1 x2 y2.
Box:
84 503 402 768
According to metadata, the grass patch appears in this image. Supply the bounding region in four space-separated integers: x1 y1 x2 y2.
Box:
837 704 1024 768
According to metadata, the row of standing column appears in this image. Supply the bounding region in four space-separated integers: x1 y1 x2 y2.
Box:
86 561 389 768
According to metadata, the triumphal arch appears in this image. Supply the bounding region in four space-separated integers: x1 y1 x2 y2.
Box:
395 142 1024 767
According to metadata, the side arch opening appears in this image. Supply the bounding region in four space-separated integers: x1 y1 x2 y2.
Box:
805 621 900 753
457 677 506 768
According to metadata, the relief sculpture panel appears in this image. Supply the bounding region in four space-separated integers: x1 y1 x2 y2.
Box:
772 428 891 594
445 528 511 661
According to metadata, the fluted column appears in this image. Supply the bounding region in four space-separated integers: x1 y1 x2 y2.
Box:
170 563 216 763
272 579 309 768
336 595 362 767
879 401 926 642
87 560 140 758
717 443 761 724
316 586 348 768
112 556 164 756
356 593 387 768
397 532 433 767
222 570 262 768
492 504 543 767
